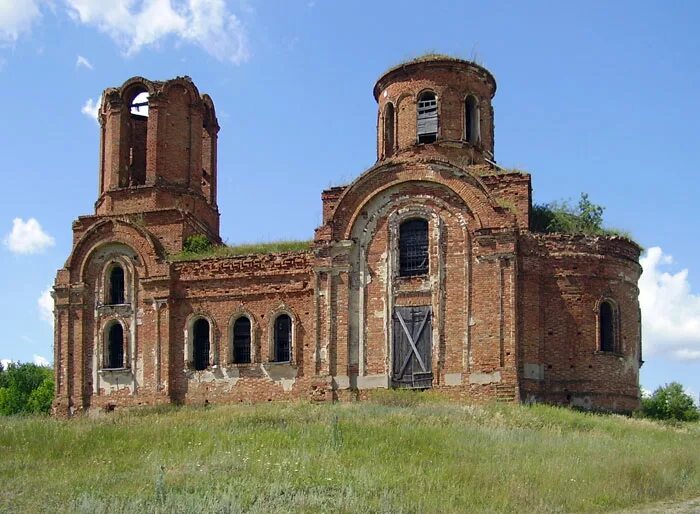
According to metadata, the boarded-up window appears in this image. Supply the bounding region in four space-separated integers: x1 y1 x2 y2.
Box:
392 306 432 389
465 95 480 144
384 103 395 157
108 266 125 305
106 323 124 369
233 317 252 364
399 218 429 276
417 92 438 143
273 314 291 362
193 318 210 370
600 301 616 352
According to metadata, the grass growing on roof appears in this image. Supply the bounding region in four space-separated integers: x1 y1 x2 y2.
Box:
381 51 485 77
169 239 313 262
1 393 699 513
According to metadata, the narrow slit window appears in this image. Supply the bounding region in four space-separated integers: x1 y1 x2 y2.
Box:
193 318 210 371
105 323 124 369
384 103 395 157
465 95 480 144
599 301 616 352
417 92 438 143
109 266 125 305
399 219 429 277
273 315 291 362
233 317 252 364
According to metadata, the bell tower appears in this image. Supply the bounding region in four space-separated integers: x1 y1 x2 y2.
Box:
374 57 497 166
93 76 220 251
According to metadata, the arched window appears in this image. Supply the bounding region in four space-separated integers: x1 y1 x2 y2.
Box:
399 219 429 277
599 301 616 352
126 90 148 187
232 317 252 364
465 95 480 144
417 91 438 143
384 103 395 157
108 265 125 305
105 323 125 369
192 318 210 371
273 314 292 363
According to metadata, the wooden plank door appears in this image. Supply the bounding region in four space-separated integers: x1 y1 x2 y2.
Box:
392 306 433 389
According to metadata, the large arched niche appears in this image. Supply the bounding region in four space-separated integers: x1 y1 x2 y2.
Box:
344 180 474 379
329 159 510 240
65 219 166 282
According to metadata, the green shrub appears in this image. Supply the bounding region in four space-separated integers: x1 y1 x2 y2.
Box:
0 362 54 415
26 378 55 414
182 234 213 254
531 192 631 238
641 382 700 422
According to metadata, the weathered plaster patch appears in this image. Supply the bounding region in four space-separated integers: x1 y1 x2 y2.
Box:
469 371 502 385
280 378 295 392
356 374 389 389
524 363 544 381
261 363 298 391
444 373 462 386
98 369 135 394
571 396 592 409
332 375 350 390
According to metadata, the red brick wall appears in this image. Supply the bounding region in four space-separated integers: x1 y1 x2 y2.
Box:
53 71 643 416
518 233 642 412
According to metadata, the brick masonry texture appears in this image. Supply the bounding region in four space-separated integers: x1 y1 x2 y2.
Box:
53 61 642 416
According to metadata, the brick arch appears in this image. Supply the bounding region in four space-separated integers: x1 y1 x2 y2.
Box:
119 76 157 98
331 160 509 240
65 219 166 282
202 94 218 130
119 77 156 105
163 78 202 106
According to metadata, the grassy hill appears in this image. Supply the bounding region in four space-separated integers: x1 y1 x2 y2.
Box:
1 391 699 513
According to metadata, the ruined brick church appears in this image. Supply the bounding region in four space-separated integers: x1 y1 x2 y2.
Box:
52 57 643 415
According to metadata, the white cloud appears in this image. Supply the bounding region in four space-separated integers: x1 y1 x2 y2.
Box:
76 54 93 69
65 0 249 63
38 287 54 326
639 247 700 362
0 0 42 43
3 218 55 254
81 94 101 123
0 358 12 369
33 354 51 367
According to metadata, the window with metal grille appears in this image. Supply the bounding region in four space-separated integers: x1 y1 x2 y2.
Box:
105 323 124 369
399 219 429 276
232 317 252 364
417 91 438 143
384 103 395 157
108 265 125 305
273 314 291 362
599 301 616 352
465 95 480 144
193 318 210 370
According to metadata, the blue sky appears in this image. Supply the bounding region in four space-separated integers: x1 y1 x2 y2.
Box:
0 0 698 400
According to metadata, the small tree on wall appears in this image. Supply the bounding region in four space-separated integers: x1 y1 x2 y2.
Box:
531 192 631 238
